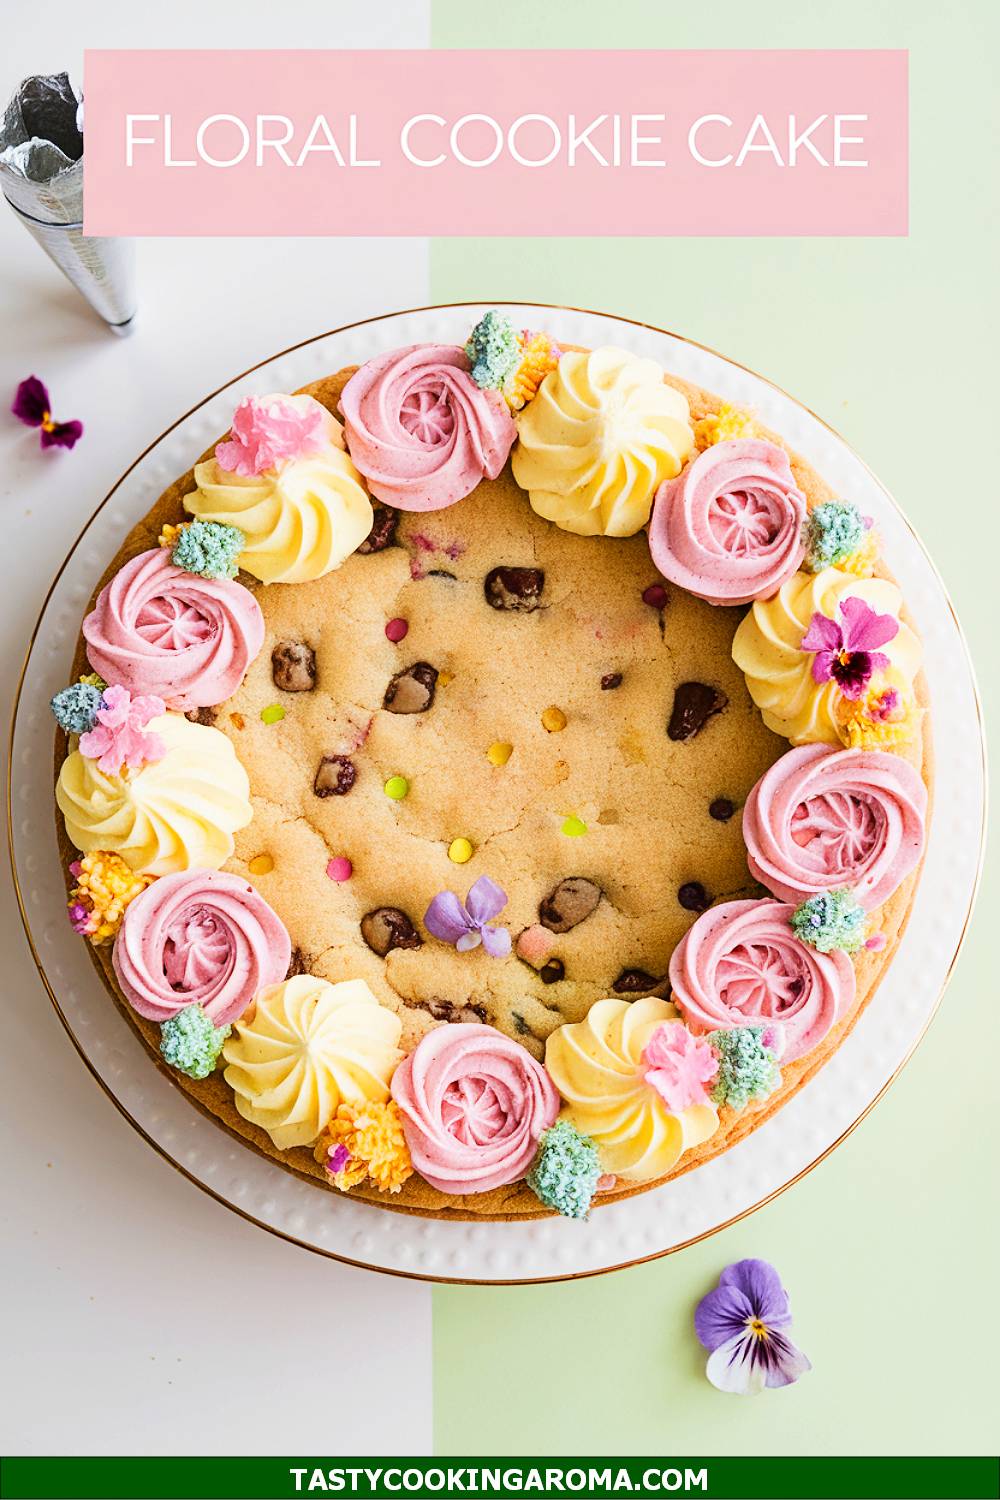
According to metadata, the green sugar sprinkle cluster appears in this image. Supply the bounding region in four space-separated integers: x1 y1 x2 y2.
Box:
708 1027 782 1113
803 500 868 572
160 1003 230 1080
464 310 522 391
50 681 103 735
172 520 245 580
527 1119 602 1221
791 889 867 954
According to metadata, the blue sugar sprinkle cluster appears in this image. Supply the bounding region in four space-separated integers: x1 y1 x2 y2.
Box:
803 500 868 571
160 1003 230 1080
464 310 522 391
50 681 104 735
527 1119 602 1220
791 889 867 954
707 1027 782 1113
172 520 245 580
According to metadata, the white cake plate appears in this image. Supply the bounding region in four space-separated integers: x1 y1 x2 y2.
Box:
8 304 986 1284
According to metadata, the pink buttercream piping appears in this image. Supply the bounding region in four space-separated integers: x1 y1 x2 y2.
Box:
112 869 291 1026
648 439 806 606
339 345 516 512
82 548 264 712
390 1023 559 1194
743 744 926 909
669 899 855 1063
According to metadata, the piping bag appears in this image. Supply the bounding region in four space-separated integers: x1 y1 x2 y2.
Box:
0 72 136 333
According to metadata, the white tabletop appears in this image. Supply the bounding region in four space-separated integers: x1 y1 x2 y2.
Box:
1 0 434 1456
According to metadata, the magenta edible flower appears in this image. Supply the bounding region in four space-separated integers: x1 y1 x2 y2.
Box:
800 596 899 699
642 1024 719 1112
695 1259 811 1395
215 394 327 477
326 1144 351 1175
424 875 512 957
12 376 83 450
78 684 167 775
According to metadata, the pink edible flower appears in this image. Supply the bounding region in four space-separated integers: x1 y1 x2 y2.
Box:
215 395 327 477
78 684 167 775
642 1023 719 1113
800 596 899 700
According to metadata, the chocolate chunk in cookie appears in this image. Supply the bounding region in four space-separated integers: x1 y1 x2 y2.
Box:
357 504 399 553
539 959 565 985
383 662 439 714
271 641 317 693
285 948 309 979
678 881 710 912
415 997 488 1025
484 566 545 611
360 907 423 957
709 797 736 821
667 682 728 741
538 877 603 934
612 968 661 995
185 706 217 726
601 672 623 691
313 754 357 797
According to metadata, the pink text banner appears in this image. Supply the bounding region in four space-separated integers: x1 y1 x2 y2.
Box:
83 50 908 237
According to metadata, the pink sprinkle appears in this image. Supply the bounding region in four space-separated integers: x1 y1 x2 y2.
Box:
69 861 82 878
327 1144 351 1175
385 617 409 643
642 583 668 610
865 932 887 951
596 1173 617 1193
326 856 353 883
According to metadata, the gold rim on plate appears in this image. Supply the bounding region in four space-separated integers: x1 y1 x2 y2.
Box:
7 301 989 1285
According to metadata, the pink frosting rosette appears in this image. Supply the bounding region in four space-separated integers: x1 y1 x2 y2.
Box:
744 744 926 909
648 439 806 606
112 869 291 1026
83 548 264 711
391 1023 559 1194
340 344 517 511
669 899 854 1062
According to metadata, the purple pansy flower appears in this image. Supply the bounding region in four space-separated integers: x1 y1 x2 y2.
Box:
800 595 898 699
694 1258 811 1395
424 875 512 957
12 376 83 450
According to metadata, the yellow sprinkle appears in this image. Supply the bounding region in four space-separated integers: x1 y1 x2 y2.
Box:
541 706 567 733
437 670 455 687
157 521 187 549
694 404 755 451
248 853 274 876
838 527 880 578
448 837 474 864
487 741 513 766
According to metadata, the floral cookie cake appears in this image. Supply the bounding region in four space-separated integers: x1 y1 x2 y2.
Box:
53 312 930 1220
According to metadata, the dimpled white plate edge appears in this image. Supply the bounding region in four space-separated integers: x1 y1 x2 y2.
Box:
11 304 985 1283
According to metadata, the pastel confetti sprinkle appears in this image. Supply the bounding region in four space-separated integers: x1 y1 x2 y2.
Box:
248 853 274 876
541 706 567 733
561 815 588 837
487 741 513 766
448 838 474 864
642 583 668 610
384 775 409 800
385 617 409 643
865 932 887 952
261 704 285 725
326 856 353 883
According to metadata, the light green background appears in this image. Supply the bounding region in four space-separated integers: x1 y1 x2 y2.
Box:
430 0 997 1455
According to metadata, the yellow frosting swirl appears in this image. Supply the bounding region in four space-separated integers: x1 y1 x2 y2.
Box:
223 976 403 1149
732 567 922 745
544 997 719 1183
56 713 252 876
184 397 373 583
511 347 694 536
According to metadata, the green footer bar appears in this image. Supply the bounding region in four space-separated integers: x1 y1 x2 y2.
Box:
1 1457 997 1500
